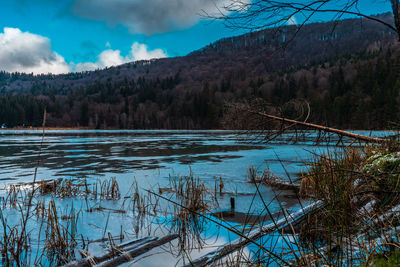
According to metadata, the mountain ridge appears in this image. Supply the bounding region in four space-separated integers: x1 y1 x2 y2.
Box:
0 13 398 130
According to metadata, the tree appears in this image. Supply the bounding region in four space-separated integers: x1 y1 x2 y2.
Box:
213 0 400 41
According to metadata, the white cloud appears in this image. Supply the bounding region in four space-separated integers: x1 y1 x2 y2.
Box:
0 28 166 74
74 62 99 72
99 49 125 66
75 42 167 71
73 0 251 34
130 42 166 61
0 27 70 74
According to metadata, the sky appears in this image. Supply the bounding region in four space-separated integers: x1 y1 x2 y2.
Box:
0 0 392 74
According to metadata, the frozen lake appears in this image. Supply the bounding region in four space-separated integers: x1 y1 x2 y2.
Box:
0 129 393 266
0 130 322 212
0 129 393 212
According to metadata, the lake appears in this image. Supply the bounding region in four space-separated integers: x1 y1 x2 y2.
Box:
0 130 321 213
0 130 393 266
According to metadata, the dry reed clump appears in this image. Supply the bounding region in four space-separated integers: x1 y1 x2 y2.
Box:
124 179 159 218
298 145 400 265
99 177 121 200
0 199 82 266
42 200 78 265
88 177 121 200
0 209 30 266
36 177 121 200
0 177 125 266
39 179 62 195
167 174 217 254
2 184 24 208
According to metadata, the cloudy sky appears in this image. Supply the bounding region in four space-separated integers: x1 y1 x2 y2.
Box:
0 0 391 74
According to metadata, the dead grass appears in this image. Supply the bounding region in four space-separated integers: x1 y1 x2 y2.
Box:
0 177 130 266
42 200 78 265
170 174 212 253
297 145 400 265
2 136 400 266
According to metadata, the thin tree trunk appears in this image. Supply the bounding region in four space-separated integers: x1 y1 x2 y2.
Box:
391 0 400 41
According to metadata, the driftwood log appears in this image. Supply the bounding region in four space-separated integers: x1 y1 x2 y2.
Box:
184 201 323 267
64 234 178 267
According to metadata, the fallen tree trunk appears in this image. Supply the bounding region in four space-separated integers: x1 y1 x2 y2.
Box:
64 234 178 267
97 234 179 267
184 201 322 267
63 236 156 267
234 105 385 144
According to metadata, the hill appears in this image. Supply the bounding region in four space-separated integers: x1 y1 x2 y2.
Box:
0 13 398 129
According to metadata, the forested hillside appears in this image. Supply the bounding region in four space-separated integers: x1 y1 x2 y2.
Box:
0 13 398 129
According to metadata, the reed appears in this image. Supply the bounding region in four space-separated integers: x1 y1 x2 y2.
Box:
297 145 400 265
42 200 78 265
2 129 400 266
166 173 218 256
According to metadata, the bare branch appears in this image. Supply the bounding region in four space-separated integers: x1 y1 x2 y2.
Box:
205 0 400 40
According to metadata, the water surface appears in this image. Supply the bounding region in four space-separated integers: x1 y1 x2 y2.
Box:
0 130 315 211
0 129 393 265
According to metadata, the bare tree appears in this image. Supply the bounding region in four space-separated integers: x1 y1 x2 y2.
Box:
211 0 400 41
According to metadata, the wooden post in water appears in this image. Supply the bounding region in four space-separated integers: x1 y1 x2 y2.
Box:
230 197 235 216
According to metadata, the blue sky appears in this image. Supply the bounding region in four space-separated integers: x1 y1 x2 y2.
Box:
0 0 392 74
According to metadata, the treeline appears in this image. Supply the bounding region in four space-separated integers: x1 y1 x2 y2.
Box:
270 49 399 129
0 45 399 130
0 14 399 130
0 72 220 129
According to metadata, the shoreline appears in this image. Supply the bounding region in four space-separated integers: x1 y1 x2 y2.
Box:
1 127 397 132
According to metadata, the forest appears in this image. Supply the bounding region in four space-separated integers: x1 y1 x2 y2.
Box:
0 13 398 130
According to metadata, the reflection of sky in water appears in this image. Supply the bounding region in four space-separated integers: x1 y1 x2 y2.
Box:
0 130 394 203
0 130 394 265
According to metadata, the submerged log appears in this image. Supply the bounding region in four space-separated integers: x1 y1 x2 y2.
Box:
184 201 322 267
64 234 178 267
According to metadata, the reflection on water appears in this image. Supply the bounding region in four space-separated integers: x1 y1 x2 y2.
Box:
0 130 392 213
0 130 266 179
0 130 394 266
0 130 312 214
